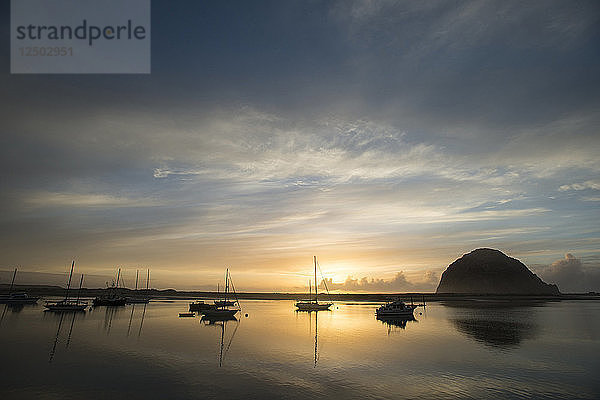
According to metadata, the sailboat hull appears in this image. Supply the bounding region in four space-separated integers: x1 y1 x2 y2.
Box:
295 302 332 311
201 308 239 318
44 301 88 312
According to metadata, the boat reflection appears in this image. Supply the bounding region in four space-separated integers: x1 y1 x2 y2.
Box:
127 303 148 338
376 314 418 333
46 310 82 363
296 310 323 367
201 315 239 367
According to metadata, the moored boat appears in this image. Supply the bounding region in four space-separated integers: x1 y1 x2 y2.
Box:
0 268 39 305
375 299 417 318
45 300 88 312
125 269 151 304
201 268 240 319
0 292 40 305
189 300 216 312
93 268 127 306
45 262 88 312
295 256 333 312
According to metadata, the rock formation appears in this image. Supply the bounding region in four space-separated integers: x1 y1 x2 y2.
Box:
436 248 560 295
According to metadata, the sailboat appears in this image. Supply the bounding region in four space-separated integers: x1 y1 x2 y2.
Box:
93 268 127 306
0 268 39 305
44 261 88 312
295 256 333 311
202 269 240 319
126 269 151 304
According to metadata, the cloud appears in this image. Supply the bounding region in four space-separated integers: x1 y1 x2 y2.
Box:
533 254 600 293
559 180 600 192
322 270 439 293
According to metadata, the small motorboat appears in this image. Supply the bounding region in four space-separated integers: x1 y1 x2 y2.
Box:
376 299 417 318
189 300 216 312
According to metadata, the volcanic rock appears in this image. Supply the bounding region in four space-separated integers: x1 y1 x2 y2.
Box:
436 248 560 295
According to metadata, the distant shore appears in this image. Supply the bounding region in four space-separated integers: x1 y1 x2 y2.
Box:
2 284 599 302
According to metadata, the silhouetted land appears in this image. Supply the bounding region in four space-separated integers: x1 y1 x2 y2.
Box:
1 284 598 302
437 248 559 295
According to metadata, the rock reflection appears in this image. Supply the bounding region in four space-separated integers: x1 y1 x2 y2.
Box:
445 300 542 348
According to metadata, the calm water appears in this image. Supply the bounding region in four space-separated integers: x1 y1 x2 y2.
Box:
1 299 599 399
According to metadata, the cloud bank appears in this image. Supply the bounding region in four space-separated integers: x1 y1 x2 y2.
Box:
322 270 439 293
534 254 600 293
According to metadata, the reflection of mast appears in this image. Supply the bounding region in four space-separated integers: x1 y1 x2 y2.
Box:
137 303 147 338
217 319 239 367
49 313 65 363
127 303 137 337
314 311 318 367
0 304 7 326
66 311 77 347
219 321 225 367
103 307 117 334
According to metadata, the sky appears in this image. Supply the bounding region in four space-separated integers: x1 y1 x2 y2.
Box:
1 1 599 292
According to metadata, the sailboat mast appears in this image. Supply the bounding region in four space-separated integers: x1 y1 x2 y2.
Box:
135 270 139 291
314 256 318 303
76 274 84 304
309 279 311 300
146 269 150 290
65 261 74 301
224 269 229 303
116 268 121 289
9 268 17 294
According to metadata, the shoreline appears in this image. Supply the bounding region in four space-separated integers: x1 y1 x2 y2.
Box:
2 284 599 302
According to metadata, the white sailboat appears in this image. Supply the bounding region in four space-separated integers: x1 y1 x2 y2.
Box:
295 256 333 311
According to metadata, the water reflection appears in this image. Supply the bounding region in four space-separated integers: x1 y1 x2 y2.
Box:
445 300 541 348
201 315 239 367
46 311 81 363
0 300 598 399
296 310 323 367
376 314 418 333
100 305 123 334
